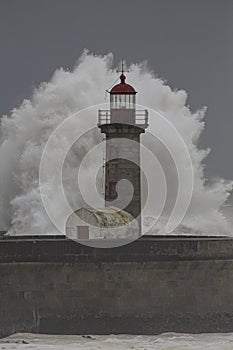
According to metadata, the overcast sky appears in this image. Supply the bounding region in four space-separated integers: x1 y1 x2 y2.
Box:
0 0 233 179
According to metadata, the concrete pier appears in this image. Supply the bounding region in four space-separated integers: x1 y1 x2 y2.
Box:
1 235 233 337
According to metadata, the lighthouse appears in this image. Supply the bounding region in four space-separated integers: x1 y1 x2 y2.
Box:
98 66 148 230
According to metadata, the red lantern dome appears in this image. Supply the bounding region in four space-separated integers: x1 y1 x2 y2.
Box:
110 74 137 94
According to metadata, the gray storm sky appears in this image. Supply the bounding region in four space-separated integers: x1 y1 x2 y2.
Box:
0 0 233 179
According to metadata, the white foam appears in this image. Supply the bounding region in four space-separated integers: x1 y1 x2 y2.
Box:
2 332 233 349
0 51 232 235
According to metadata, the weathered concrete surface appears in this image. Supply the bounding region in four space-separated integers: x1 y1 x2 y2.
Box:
1 235 233 337
99 123 144 227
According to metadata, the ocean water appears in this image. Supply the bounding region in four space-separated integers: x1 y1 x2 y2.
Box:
1 332 233 350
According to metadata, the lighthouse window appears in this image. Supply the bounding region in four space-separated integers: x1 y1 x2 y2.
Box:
110 95 113 108
118 95 124 108
111 94 135 109
121 95 124 108
129 95 135 109
109 181 117 199
127 95 131 108
110 95 117 109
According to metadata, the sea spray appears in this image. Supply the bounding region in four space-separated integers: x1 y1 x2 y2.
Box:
0 51 232 235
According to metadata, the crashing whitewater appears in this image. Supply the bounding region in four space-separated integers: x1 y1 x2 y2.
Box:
0 51 232 236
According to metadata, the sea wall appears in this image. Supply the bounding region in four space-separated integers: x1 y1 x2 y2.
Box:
1 235 233 337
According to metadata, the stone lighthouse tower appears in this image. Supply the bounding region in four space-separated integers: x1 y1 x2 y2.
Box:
98 67 148 230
